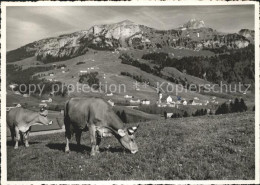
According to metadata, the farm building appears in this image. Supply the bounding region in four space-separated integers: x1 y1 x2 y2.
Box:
106 93 113 96
181 100 188 105
141 99 150 105
167 103 175 108
167 113 174 118
130 99 140 104
204 100 209 105
188 100 201 106
41 98 52 103
14 91 21 95
9 84 18 90
124 95 133 99
80 70 88 73
23 94 29 98
107 99 115 106
166 96 173 103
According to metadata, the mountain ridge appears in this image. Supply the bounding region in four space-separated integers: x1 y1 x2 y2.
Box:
7 19 254 63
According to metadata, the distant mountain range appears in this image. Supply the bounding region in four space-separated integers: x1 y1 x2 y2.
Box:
7 19 254 63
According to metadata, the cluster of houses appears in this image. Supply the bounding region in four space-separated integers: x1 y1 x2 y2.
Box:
105 93 151 107
104 91 220 108
157 94 212 108
79 66 99 74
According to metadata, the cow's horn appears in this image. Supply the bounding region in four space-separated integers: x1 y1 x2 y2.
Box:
132 124 139 131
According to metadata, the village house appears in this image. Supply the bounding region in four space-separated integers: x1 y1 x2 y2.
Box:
204 100 209 105
14 91 21 95
9 84 18 90
106 93 113 96
130 99 141 104
167 103 176 108
181 100 188 105
41 98 52 103
167 113 174 118
107 99 115 106
80 70 88 73
141 99 150 105
23 94 29 98
124 95 133 99
166 96 173 103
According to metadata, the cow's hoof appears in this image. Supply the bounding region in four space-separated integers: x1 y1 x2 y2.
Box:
25 144 29 148
90 152 96 156
65 149 70 153
14 146 18 150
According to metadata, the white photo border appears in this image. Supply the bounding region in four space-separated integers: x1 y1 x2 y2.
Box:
1 0 259 184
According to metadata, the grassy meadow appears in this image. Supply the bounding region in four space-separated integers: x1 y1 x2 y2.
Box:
7 111 255 180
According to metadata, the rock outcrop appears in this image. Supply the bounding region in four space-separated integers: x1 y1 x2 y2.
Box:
181 18 206 29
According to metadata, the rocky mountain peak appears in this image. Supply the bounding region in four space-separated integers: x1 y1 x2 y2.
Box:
182 18 206 29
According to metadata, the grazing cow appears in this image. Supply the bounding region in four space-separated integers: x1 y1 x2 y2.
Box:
7 107 53 149
64 97 139 156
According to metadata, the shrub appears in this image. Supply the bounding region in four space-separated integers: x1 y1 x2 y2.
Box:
76 62 85 65
79 72 100 89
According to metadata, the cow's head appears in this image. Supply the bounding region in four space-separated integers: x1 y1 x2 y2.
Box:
37 108 53 125
117 125 139 154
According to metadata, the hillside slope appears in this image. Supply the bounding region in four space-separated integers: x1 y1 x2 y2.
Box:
7 112 255 180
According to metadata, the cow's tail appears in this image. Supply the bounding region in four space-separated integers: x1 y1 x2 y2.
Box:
64 99 72 139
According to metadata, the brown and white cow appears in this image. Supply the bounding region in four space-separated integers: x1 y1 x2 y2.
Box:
7 107 53 149
64 97 139 156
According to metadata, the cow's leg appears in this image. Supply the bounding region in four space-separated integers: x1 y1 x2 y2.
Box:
14 126 20 149
95 134 101 153
24 131 30 148
89 125 97 156
65 133 71 153
10 127 15 145
75 130 82 147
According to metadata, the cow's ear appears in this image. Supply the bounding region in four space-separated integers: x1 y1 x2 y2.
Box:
118 129 126 137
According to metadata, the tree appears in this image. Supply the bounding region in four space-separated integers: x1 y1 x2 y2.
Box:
121 110 127 123
183 111 189 117
215 102 229 115
233 98 240 112
79 72 100 90
239 98 247 112
164 111 167 120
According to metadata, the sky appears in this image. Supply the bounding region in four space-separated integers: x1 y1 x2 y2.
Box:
6 5 255 51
